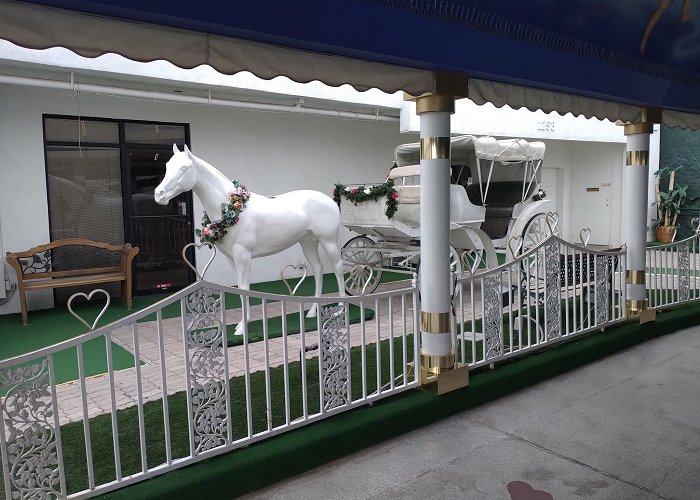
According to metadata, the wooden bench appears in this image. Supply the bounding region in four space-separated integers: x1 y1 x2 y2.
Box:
5 238 139 325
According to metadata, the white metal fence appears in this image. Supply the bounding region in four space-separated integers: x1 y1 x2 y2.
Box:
10 231 700 498
454 236 627 368
0 281 420 499
646 233 700 310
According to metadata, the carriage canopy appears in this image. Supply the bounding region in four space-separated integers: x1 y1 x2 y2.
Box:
394 135 546 167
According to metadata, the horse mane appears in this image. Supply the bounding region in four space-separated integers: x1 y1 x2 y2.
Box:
192 152 235 190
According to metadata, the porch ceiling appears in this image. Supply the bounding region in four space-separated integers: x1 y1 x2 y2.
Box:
3 0 700 127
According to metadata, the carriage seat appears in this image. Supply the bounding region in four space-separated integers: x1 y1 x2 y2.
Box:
466 182 526 238
392 184 485 227
393 185 420 227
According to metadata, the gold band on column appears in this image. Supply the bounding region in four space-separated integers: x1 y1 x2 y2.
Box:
421 311 451 333
625 150 649 166
624 122 654 135
420 352 456 376
626 270 646 285
415 95 455 114
420 137 451 160
626 299 647 316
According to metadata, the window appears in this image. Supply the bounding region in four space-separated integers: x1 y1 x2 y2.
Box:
43 116 192 298
46 145 124 243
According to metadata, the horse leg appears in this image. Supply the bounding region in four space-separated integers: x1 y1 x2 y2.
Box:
319 237 346 299
233 250 253 335
300 239 323 318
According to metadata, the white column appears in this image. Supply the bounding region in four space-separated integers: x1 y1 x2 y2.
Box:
416 95 455 378
623 123 653 315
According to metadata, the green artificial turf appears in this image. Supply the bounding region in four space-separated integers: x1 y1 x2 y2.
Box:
0 272 406 385
134 270 408 322
94 300 700 500
16 335 413 495
0 300 138 387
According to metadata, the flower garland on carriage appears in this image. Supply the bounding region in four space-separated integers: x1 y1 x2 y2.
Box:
332 179 399 219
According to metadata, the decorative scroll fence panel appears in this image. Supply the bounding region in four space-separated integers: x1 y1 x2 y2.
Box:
454 236 627 368
646 233 700 310
0 281 420 499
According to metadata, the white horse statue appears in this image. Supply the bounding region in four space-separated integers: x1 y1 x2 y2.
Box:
154 144 346 334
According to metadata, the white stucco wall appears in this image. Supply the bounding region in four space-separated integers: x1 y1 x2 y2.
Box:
569 141 626 246
0 80 658 318
402 99 627 143
0 83 414 316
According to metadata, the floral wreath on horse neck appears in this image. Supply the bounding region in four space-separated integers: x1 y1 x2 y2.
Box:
196 180 251 244
333 179 399 219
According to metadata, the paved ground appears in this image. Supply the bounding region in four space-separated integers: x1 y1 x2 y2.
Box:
243 325 700 500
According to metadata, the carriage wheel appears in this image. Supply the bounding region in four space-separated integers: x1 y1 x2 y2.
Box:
522 212 559 252
415 245 463 279
342 236 383 295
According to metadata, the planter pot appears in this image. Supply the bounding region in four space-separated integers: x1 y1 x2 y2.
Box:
655 225 677 243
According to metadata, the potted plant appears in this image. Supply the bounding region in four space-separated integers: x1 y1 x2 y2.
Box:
654 166 688 243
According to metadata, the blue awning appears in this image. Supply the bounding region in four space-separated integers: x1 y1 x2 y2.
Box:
4 0 700 126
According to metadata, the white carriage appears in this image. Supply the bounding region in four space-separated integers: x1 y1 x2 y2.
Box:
338 135 557 294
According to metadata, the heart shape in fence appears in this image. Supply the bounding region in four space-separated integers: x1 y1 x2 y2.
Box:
508 236 523 260
360 265 375 295
460 249 484 275
579 228 591 247
281 264 308 296
67 288 111 332
546 212 560 236
182 242 217 281
669 226 678 242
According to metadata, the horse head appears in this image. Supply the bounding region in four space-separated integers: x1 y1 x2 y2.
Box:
154 143 197 205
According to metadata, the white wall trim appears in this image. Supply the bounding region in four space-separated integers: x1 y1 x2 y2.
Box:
0 74 399 123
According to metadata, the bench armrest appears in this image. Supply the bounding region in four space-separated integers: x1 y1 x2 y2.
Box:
120 244 139 274
5 252 23 281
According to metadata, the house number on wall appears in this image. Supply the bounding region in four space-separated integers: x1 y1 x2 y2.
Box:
537 121 555 132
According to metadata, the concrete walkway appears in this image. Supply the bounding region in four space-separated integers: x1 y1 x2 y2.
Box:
243 326 700 500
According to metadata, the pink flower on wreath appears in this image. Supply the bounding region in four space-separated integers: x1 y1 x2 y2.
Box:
229 190 236 198
391 192 399 199
233 201 242 210
351 188 358 194
201 226 212 236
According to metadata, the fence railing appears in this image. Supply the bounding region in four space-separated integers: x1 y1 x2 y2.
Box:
15 229 700 498
0 281 419 499
646 233 700 310
454 236 627 368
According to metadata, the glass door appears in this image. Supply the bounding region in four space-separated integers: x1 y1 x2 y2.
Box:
127 148 194 294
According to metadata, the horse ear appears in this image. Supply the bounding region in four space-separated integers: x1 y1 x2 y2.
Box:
184 144 192 156
172 143 179 155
